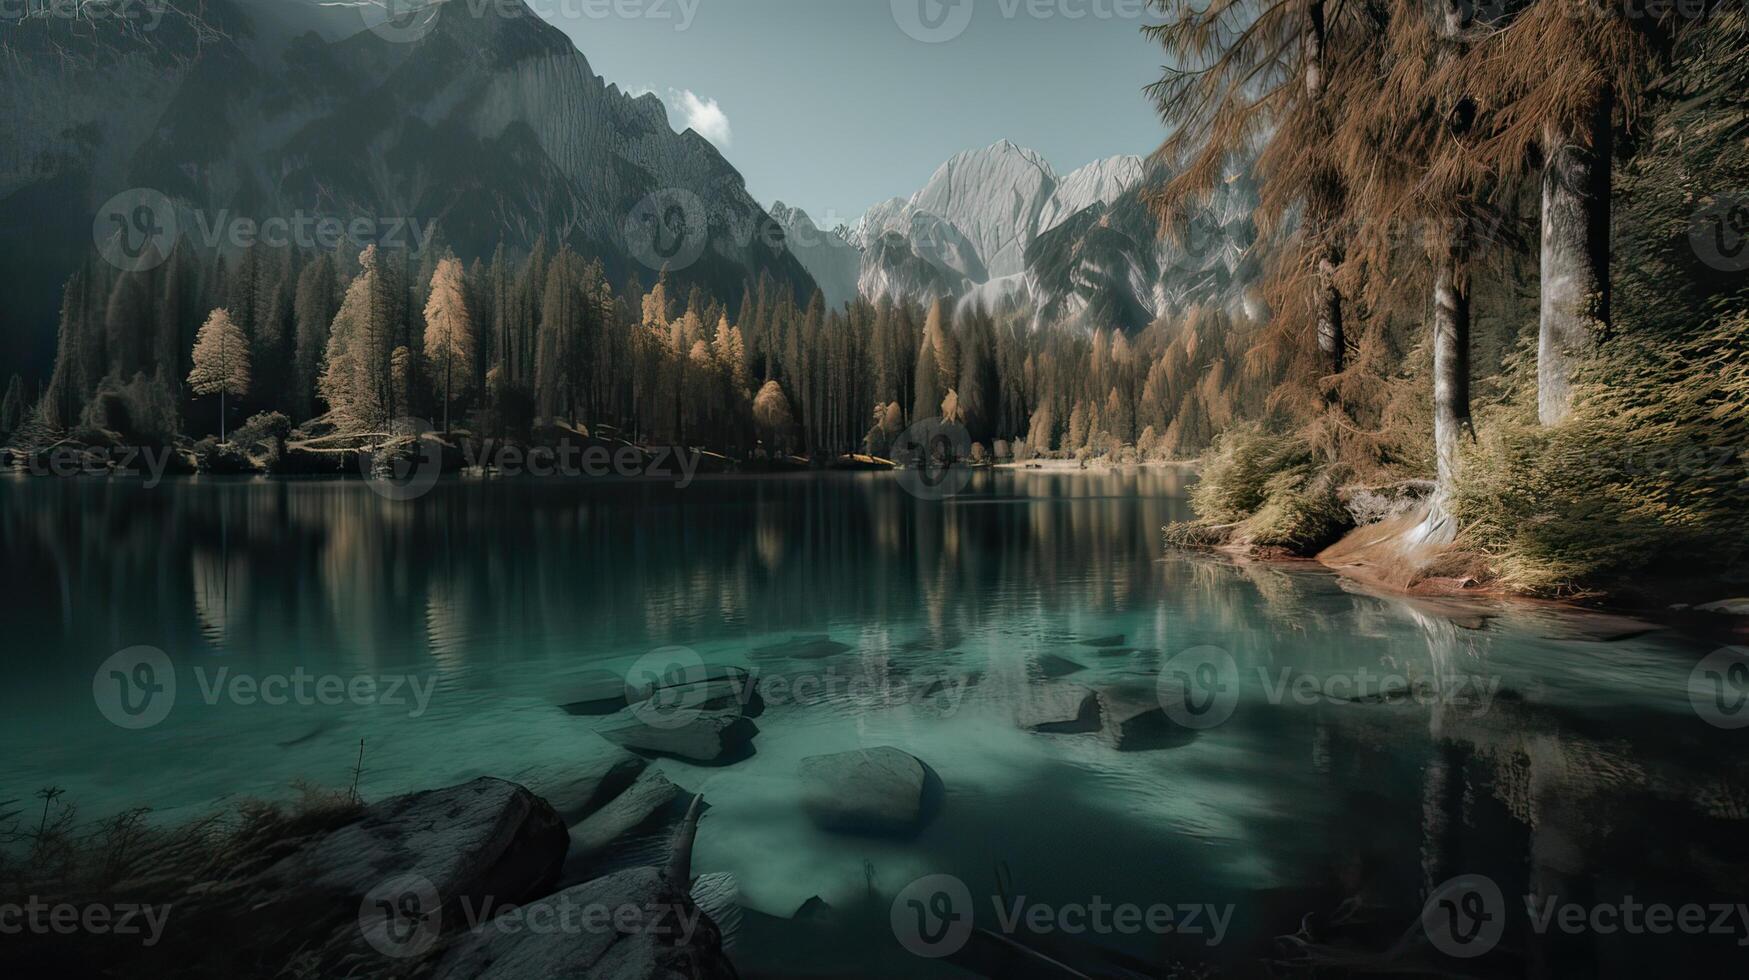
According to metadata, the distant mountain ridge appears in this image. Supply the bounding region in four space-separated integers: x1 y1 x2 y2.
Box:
776 141 1258 334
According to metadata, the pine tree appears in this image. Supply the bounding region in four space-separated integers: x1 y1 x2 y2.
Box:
423 255 474 433
187 308 251 442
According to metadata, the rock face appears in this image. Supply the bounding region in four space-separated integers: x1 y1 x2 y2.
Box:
770 202 862 310
798 747 941 836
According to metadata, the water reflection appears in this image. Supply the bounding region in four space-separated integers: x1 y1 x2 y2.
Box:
2 468 1746 974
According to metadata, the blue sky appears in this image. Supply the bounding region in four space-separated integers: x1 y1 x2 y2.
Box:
544 0 1169 225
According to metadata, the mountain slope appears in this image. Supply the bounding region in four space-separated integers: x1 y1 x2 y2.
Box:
0 0 817 377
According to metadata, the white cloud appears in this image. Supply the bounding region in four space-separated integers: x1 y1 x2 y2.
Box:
630 87 733 151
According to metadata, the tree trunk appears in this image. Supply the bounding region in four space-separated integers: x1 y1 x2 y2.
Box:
1432 232 1474 492
1538 93 1612 426
219 390 225 444
1316 245 1345 374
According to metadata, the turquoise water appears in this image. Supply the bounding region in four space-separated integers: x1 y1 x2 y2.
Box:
2 469 1745 975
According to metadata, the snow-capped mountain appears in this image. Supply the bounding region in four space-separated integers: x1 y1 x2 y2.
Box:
840 141 1257 333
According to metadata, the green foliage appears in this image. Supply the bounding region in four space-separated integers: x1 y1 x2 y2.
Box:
1451 313 1749 594
1186 422 1313 524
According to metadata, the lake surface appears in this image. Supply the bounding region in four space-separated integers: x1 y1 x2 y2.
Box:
2 469 1746 976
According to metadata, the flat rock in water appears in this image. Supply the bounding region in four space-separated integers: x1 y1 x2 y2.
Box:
565 769 682 877
750 634 853 660
511 738 647 824
1032 653 1087 678
798 746 941 836
1697 598 1749 616
432 866 735 980
1535 610 1663 642
1080 634 1127 648
597 704 759 765
1016 682 1102 734
1095 684 1194 751
634 666 764 720
552 668 632 716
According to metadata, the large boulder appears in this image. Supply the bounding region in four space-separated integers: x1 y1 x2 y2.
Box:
597 704 759 765
431 867 735 980
252 778 568 960
435 797 734 980
564 769 682 880
797 747 941 836
1016 682 1102 734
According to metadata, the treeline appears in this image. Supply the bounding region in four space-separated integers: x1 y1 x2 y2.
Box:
5 231 1272 463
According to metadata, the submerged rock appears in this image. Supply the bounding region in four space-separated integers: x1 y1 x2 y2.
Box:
511 739 647 824
1032 652 1088 678
750 634 853 660
552 668 633 716
597 704 760 765
635 665 765 719
798 746 942 836
1095 684 1194 751
1080 634 1128 648
1016 682 1102 734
